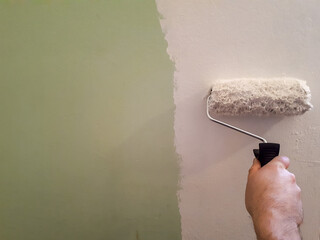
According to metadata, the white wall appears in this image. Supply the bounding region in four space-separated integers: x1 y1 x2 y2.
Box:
156 0 320 239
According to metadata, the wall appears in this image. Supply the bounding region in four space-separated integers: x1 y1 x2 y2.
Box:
0 1 181 240
156 0 320 239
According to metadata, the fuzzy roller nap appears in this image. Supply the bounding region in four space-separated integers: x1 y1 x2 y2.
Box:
207 77 312 166
208 77 312 116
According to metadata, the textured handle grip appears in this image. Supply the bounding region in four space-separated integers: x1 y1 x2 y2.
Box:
253 143 280 167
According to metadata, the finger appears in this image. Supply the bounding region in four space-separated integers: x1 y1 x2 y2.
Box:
272 156 290 169
248 158 261 175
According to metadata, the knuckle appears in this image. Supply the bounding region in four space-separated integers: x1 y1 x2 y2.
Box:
296 185 301 193
290 173 296 182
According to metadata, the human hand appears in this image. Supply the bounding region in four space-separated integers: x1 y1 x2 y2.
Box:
245 156 303 240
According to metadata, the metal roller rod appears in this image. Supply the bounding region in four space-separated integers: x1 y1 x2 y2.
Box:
206 96 267 143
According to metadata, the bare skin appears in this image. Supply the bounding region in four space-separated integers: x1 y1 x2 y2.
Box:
245 156 303 240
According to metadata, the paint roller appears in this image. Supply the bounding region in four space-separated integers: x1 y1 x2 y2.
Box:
206 77 313 166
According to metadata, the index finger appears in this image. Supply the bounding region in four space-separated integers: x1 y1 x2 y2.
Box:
248 158 261 175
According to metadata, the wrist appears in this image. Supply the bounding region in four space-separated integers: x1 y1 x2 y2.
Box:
253 210 301 240
255 226 300 240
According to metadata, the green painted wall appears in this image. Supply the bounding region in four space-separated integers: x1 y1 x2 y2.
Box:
0 1 181 239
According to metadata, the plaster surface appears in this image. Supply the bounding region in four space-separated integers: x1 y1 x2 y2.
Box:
156 0 320 239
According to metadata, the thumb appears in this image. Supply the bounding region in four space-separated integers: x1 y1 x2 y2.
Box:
248 158 261 175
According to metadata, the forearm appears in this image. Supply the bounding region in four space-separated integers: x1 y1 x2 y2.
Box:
253 214 301 240
255 227 300 240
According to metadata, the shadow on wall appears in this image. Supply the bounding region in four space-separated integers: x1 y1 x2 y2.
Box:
105 108 181 240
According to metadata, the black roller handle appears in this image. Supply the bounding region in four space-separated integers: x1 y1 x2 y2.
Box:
253 143 280 167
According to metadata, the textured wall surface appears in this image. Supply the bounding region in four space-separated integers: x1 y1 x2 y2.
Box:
156 0 320 239
0 1 181 239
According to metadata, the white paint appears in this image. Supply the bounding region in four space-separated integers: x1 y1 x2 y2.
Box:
156 0 320 239
208 77 312 116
